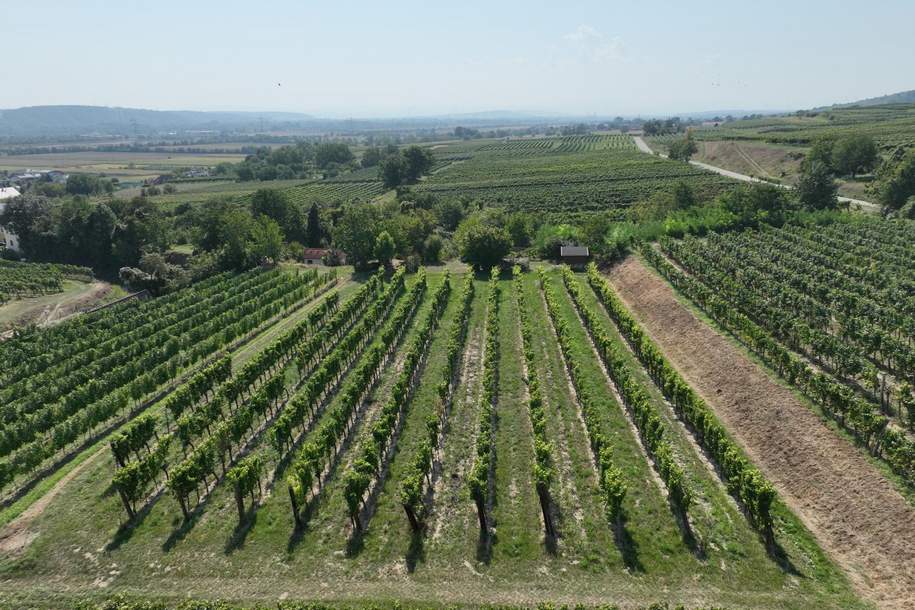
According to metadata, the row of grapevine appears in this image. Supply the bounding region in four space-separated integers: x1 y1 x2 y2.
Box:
0 260 93 303
400 273 475 531
0 269 327 495
642 245 915 486
559 267 692 513
163 272 393 520
268 270 401 455
667 232 915 409
108 276 342 517
0 269 237 388
342 273 452 531
109 356 231 468
0 268 272 412
467 268 500 534
285 269 427 528
110 285 343 518
513 266 556 536
535 269 627 528
586 262 776 533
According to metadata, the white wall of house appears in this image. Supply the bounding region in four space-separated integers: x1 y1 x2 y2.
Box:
0 187 22 251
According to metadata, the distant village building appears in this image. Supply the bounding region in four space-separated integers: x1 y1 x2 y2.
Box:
0 187 22 251
560 245 590 268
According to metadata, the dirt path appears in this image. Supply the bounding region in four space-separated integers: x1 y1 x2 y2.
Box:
605 255 915 610
0 448 104 554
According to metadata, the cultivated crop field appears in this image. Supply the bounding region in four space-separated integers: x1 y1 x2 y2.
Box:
0 151 246 184
0 262 877 609
129 178 387 210
416 135 737 219
0 260 92 305
689 104 915 149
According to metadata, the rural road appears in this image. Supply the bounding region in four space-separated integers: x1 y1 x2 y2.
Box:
631 136 880 212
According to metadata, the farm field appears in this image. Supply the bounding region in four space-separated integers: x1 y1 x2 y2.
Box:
416 135 738 220
688 104 915 150
643 138 871 200
0 151 246 184
607 249 915 609
0 266 870 609
0 266 336 511
117 176 387 210
0 260 93 305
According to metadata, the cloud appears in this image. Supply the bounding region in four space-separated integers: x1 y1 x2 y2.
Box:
563 25 600 43
561 25 626 62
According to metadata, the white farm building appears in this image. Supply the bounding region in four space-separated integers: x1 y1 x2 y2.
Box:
0 187 21 251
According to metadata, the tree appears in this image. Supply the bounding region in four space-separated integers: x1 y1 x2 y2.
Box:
305 202 324 247
332 205 383 270
796 161 839 210
360 146 385 168
803 138 835 173
581 213 611 253
314 143 354 169
251 188 303 242
672 181 697 209
110 197 168 268
379 155 407 189
66 174 110 195
218 208 255 270
505 212 532 247
459 224 511 270
832 135 878 177
423 234 443 264
374 230 396 268
722 183 789 226
250 216 285 264
402 146 435 182
668 134 698 162
875 148 915 211
434 199 464 231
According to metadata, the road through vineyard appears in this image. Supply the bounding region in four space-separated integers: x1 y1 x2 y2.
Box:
606 255 915 610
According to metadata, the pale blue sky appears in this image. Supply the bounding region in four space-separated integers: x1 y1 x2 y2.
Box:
3 0 913 117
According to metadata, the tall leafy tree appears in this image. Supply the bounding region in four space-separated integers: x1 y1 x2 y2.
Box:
796 161 839 210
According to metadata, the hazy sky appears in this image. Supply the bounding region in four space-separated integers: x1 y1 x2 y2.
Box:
3 0 913 117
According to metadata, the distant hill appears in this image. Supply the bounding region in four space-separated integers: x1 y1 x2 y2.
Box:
0 105 316 138
841 89 915 107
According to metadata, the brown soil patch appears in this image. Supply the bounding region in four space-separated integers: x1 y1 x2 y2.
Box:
606 255 915 610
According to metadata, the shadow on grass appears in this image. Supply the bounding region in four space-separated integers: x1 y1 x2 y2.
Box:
105 487 165 552
475 522 494 565
613 515 644 573
765 527 801 576
224 506 258 554
405 528 425 573
671 499 706 561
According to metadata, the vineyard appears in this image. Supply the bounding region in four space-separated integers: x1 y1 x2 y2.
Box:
132 176 388 210
688 104 915 149
417 135 737 219
0 260 93 304
645 217 915 485
0 265 867 610
0 266 335 504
